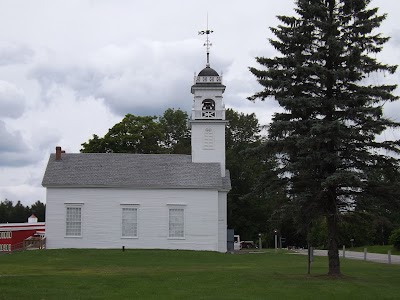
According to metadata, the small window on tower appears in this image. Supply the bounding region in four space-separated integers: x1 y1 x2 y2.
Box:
203 128 214 150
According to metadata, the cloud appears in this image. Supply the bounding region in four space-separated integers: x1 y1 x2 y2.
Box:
0 120 27 152
0 80 26 118
29 39 232 116
0 120 37 167
0 184 45 205
0 42 34 66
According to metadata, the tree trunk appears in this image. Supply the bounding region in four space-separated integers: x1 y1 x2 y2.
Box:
327 214 341 276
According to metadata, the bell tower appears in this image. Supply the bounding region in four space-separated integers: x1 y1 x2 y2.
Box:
189 26 227 177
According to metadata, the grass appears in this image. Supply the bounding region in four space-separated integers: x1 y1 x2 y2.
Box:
0 249 399 300
349 245 400 255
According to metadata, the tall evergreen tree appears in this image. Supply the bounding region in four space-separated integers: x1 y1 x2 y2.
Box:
30 200 46 222
0 199 13 222
249 0 399 275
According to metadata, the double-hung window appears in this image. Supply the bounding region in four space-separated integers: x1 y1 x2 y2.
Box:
168 207 185 238
121 206 138 238
65 205 82 237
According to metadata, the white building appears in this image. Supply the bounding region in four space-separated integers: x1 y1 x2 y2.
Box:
42 63 231 252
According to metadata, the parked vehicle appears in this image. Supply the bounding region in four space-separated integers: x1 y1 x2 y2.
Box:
234 235 241 250
241 241 256 249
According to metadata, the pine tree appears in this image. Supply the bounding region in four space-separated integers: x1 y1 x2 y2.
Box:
249 0 399 275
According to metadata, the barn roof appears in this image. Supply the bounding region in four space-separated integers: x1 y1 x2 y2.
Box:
42 153 231 190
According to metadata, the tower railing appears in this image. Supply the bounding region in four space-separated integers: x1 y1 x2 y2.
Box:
192 110 224 120
194 76 223 84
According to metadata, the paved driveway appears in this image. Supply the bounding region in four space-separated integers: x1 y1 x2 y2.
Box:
296 249 400 264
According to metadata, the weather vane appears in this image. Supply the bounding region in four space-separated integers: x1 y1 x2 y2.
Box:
198 14 213 67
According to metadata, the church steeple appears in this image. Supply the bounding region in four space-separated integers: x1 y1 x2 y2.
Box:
189 27 228 177
192 19 226 121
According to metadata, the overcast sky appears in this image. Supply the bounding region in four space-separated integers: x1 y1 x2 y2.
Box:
0 0 399 206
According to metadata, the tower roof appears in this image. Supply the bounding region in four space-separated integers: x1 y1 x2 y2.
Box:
198 66 219 77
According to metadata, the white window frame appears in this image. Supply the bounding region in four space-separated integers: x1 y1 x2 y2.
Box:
65 204 83 237
0 231 11 239
121 205 139 238
167 204 186 239
0 244 11 251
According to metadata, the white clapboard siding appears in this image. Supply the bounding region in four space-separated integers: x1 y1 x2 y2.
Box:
191 123 226 176
46 187 226 252
218 191 227 253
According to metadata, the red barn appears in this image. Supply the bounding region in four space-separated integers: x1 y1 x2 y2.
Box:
0 215 45 252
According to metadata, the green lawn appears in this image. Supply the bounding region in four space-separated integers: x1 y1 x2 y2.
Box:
0 249 399 300
350 245 400 255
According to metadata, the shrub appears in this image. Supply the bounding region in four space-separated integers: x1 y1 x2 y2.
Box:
389 228 400 251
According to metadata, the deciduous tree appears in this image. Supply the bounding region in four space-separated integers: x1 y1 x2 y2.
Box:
225 109 267 239
81 114 163 154
81 109 190 154
159 108 190 154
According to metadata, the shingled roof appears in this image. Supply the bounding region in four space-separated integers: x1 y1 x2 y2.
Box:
42 153 231 190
